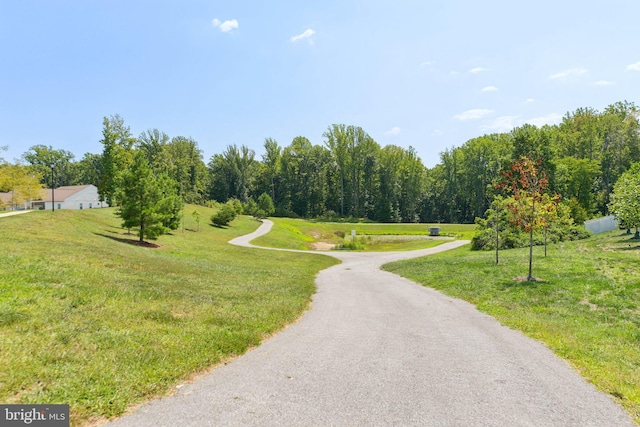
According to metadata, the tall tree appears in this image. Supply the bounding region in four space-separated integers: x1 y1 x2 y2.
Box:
137 129 171 175
324 124 349 216
164 136 208 203
553 157 600 219
22 145 77 187
76 153 103 187
99 115 136 205
398 146 426 222
208 145 256 203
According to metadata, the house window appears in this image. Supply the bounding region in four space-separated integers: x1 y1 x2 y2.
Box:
80 203 83 210
57 204 61 210
89 203 92 209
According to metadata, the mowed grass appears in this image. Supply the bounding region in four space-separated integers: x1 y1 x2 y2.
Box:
383 231 640 424
0 208 337 426
252 217 474 251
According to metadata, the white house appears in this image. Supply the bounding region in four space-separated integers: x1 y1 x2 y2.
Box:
32 185 108 210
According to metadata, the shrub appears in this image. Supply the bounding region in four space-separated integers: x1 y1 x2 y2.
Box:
211 202 237 227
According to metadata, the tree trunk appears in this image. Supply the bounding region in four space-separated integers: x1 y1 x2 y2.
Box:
528 226 534 281
494 219 499 265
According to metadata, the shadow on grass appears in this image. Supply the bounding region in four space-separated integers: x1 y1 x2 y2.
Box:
618 244 640 251
94 232 160 248
209 224 230 229
497 277 546 290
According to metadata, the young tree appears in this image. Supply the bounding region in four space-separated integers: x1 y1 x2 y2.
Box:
499 156 555 281
609 162 640 239
192 209 201 232
116 151 182 242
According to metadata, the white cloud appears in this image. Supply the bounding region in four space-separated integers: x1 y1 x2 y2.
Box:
626 61 640 71
432 129 443 136
481 86 498 92
454 109 494 121
450 70 460 75
482 116 521 132
525 98 535 103
470 67 488 74
385 127 401 136
420 61 434 68
526 113 563 127
290 29 316 43
549 68 588 80
212 18 238 32
595 80 615 86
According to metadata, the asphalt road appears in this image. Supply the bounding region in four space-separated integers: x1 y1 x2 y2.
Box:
106 220 634 426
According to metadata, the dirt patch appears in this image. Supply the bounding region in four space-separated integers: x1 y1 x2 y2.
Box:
311 242 336 251
513 276 545 283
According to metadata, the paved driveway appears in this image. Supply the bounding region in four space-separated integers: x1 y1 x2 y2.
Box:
106 220 634 426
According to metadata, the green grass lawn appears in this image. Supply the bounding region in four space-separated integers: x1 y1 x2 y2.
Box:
252 217 475 251
383 230 640 424
0 208 337 426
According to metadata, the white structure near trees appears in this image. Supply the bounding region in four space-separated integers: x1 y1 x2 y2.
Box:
32 185 108 210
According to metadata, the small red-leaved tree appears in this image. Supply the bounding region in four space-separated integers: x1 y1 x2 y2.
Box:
499 156 556 281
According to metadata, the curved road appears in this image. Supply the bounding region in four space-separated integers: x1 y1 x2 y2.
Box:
107 220 634 426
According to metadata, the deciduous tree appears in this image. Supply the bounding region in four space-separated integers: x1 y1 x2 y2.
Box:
609 162 640 238
499 156 555 281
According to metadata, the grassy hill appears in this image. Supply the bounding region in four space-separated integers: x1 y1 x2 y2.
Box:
0 208 337 425
384 230 640 424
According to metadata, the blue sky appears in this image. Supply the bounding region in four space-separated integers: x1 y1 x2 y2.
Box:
1 1 639 168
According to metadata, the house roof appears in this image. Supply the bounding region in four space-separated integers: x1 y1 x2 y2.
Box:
41 185 93 202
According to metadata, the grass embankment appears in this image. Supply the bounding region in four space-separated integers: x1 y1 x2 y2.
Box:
0 208 337 425
252 217 475 251
383 230 640 424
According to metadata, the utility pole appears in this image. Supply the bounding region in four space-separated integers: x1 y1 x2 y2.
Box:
50 163 55 212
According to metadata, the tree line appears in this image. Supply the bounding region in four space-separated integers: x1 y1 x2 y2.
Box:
2 100 639 225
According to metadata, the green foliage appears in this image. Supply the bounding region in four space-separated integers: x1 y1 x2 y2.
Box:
472 198 590 251
207 144 256 203
21 144 77 187
116 152 183 241
609 162 640 231
334 236 366 250
99 115 136 205
228 197 243 214
210 201 238 227
191 209 201 231
257 192 275 217
567 197 589 225
0 163 43 209
243 198 258 216
16 100 640 226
